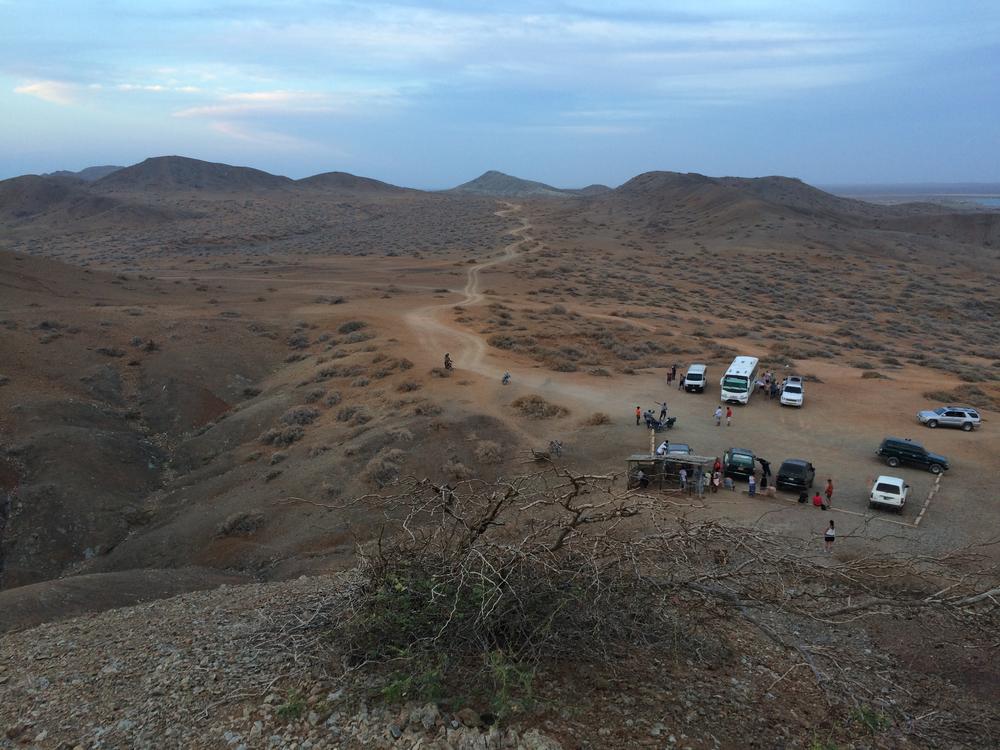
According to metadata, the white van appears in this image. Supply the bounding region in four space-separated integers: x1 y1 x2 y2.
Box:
683 364 707 393
720 356 759 404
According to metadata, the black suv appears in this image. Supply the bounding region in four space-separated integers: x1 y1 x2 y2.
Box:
876 437 949 474
775 459 816 491
723 447 756 480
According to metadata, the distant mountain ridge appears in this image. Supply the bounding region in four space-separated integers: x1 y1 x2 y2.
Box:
45 165 123 182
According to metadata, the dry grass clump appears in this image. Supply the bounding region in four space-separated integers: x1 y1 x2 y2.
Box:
924 385 999 410
511 395 569 420
337 405 372 425
582 412 611 426
861 371 889 380
259 425 304 446
397 381 422 392
338 320 367 334
215 511 265 538
474 440 504 465
363 448 406 487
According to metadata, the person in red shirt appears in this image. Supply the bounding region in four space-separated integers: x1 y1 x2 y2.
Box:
825 478 834 507
812 491 825 510
635 406 641 426
725 406 733 426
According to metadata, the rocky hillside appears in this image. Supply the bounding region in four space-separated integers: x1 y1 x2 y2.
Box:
93 156 294 193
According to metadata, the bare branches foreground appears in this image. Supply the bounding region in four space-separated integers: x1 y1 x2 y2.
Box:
291 469 999 745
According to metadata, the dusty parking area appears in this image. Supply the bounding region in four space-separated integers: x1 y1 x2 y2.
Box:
550 357 999 561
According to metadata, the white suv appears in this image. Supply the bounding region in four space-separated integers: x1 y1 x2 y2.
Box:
779 380 804 407
869 475 909 512
917 406 981 431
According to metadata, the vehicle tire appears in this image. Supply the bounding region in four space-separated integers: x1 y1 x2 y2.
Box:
929 463 942 475
808 478 814 489
927 420 938 428
962 422 973 432
887 456 900 468
869 501 875 509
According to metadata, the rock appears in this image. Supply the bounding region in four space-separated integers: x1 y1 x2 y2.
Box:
456 708 482 729
521 729 563 749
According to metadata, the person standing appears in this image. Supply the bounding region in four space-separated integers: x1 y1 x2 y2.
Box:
726 406 733 427
711 469 721 493
748 473 756 497
714 406 723 426
635 405 641 426
678 373 685 390
824 520 836 553
825 478 834 507
659 402 668 421
670 364 677 382
679 466 688 491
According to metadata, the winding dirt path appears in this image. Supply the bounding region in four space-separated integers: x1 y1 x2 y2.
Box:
404 203 530 376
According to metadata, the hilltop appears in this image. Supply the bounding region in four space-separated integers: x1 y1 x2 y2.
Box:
297 171 409 193
449 170 578 198
93 155 294 193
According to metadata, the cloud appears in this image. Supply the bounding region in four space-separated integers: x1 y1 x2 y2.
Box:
208 120 316 150
13 79 76 105
173 88 404 119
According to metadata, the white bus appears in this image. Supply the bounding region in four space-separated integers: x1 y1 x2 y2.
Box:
720 356 759 404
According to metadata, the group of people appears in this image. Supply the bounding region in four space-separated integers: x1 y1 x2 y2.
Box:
636 403 671 429
755 370 789 400
713 405 734 426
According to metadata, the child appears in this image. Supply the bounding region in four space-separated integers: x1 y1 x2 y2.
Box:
824 520 836 553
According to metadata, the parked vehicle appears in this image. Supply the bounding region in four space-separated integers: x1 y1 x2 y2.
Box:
667 443 692 455
683 364 708 393
723 447 756 480
779 381 804 407
720 357 759 405
917 406 981 431
876 437 949 474
775 459 815 491
869 475 910 511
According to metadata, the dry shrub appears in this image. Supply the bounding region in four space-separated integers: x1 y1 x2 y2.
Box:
443 459 473 480
511 395 569 420
281 406 320 425
363 448 406 487
582 412 611 426
861 371 888 380
215 511 265 538
430 367 451 378
259 425 304 446
474 440 504 465
397 380 422 392
338 320 367 334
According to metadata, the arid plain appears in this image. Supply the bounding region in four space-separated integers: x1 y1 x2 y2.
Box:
1 157 998 748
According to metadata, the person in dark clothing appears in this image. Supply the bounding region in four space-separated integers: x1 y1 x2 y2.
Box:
670 364 677 381
659 402 668 421
798 490 808 504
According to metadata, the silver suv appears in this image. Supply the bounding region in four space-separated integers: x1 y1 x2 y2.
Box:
917 405 981 431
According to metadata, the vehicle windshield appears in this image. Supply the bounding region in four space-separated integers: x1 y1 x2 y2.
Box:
781 464 805 476
784 385 802 394
731 453 753 467
875 483 900 494
686 373 703 381
722 375 748 392
933 408 946 415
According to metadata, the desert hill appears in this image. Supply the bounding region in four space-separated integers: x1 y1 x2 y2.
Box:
93 155 294 193
449 170 575 197
0 174 175 229
44 164 123 182
297 170 410 193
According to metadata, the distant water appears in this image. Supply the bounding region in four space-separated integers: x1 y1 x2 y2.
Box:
823 183 1000 209
974 196 1000 207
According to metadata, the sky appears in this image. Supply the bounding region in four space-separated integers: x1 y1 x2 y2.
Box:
1 1 999 188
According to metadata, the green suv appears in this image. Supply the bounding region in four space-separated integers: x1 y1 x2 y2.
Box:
876 437 949 474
